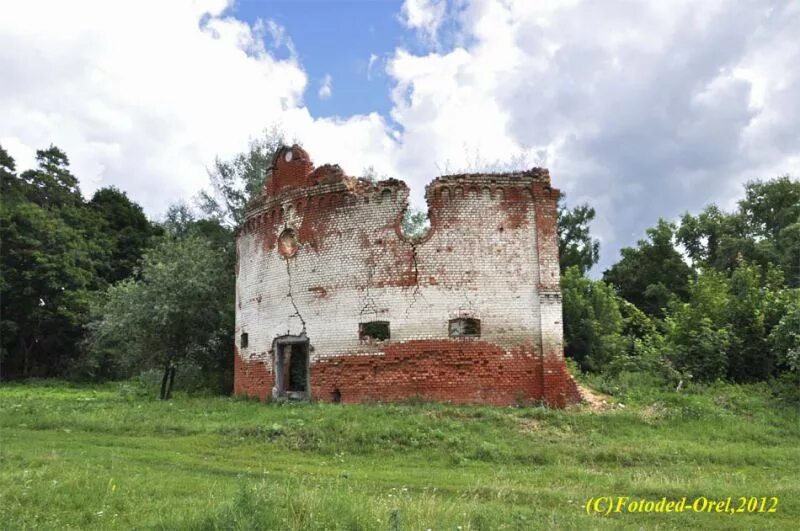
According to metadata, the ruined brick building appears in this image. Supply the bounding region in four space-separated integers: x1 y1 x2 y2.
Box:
234 145 582 407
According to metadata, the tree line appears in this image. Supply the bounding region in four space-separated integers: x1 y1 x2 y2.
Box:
1 136 798 401
559 176 799 401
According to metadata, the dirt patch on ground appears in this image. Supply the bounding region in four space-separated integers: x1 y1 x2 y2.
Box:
577 384 614 412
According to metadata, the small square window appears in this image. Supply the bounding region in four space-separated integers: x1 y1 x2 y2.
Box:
359 321 390 341
240 332 249 348
449 318 480 338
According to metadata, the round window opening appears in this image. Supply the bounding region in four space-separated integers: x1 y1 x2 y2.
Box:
278 228 298 258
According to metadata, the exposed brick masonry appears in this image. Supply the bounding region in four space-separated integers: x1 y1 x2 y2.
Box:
234 145 581 407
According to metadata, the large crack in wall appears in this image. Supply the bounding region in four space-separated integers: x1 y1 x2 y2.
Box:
403 239 427 317
284 258 306 332
358 261 380 319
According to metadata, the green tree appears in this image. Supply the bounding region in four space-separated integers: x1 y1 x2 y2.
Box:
89 187 160 284
602 299 672 380
561 266 624 371
557 193 600 275
725 263 773 382
665 314 730 382
198 127 286 227
739 177 800 287
768 293 800 402
1 146 106 378
663 270 731 381
677 205 734 268
14 146 82 209
401 207 430 238
88 233 234 397
678 176 800 286
603 219 693 316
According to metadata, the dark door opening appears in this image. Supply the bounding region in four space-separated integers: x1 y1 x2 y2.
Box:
287 344 308 393
273 335 310 400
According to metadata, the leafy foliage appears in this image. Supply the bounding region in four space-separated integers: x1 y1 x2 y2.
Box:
663 271 732 382
13 146 82 209
564 175 799 396
87 231 234 394
603 219 693 316
197 127 286 227
1 146 108 378
768 295 800 403
400 207 431 238
678 177 800 286
557 193 600 274
89 186 160 284
561 267 624 371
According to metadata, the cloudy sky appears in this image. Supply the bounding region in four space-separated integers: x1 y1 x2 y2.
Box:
2 0 798 271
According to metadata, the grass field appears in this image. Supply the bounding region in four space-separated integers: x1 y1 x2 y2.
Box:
1 379 798 530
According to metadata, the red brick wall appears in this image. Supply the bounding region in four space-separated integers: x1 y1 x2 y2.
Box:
265 145 315 198
233 347 273 401
234 339 581 407
541 356 582 407
313 340 543 405
532 182 562 293
235 149 582 408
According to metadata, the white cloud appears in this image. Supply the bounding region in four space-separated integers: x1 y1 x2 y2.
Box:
367 53 379 80
262 18 297 58
388 0 800 270
0 0 396 216
318 74 333 100
2 0 798 273
400 0 448 46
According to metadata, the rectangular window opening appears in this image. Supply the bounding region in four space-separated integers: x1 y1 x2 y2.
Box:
359 321 390 341
449 318 481 338
240 332 249 348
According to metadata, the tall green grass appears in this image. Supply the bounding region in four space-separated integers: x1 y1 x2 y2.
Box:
1 379 798 529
